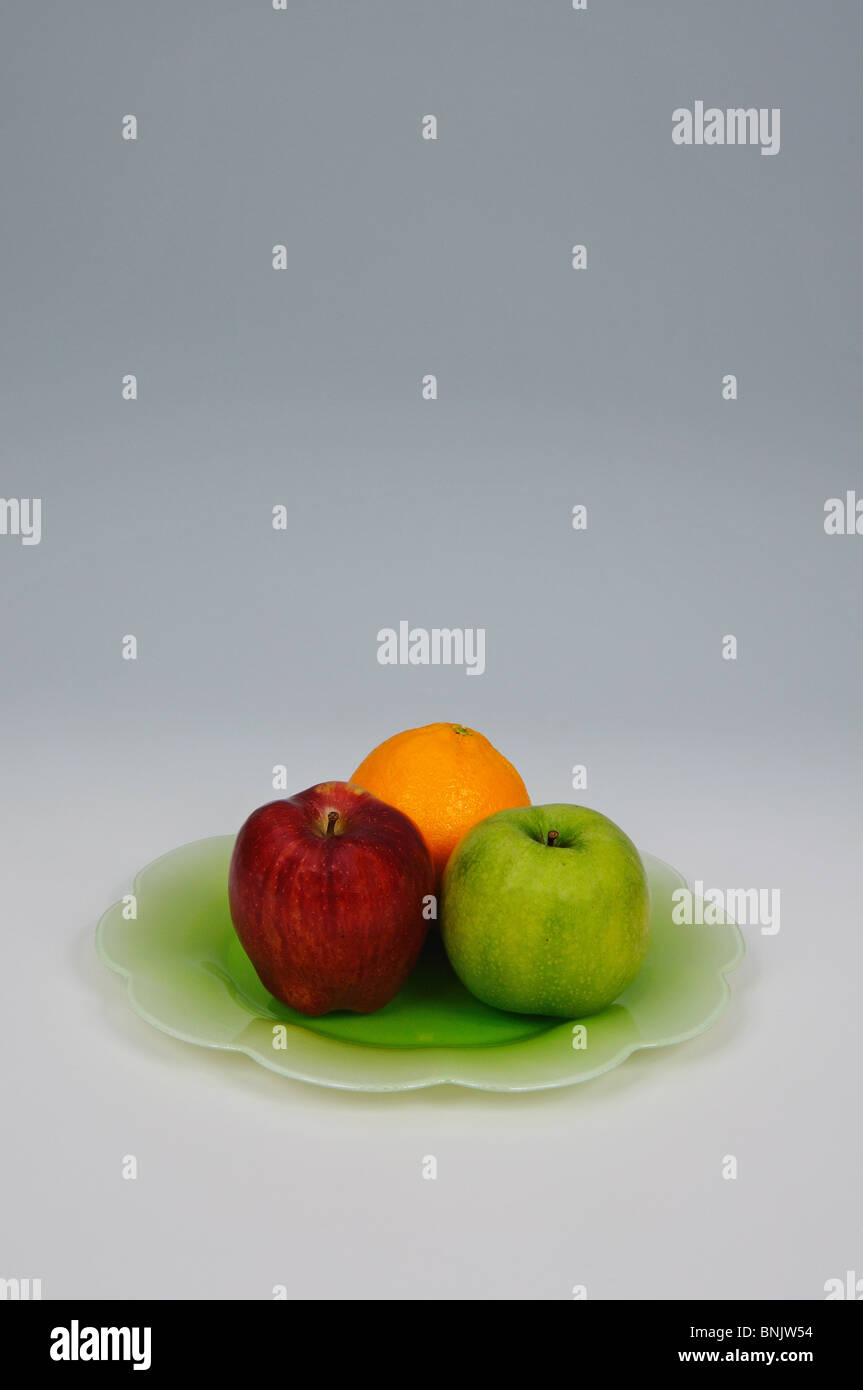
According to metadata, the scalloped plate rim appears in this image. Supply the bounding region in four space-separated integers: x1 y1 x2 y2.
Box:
94 836 746 1093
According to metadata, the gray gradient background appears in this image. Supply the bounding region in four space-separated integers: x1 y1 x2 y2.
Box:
1 0 861 1299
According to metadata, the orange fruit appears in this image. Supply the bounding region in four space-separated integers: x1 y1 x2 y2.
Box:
350 723 530 879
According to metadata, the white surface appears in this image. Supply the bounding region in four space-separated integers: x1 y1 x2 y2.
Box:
2 729 858 1300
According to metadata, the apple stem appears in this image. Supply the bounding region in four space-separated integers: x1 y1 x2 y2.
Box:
547 830 560 847
326 811 339 837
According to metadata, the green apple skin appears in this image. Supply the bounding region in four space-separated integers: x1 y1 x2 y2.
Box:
441 804 650 1017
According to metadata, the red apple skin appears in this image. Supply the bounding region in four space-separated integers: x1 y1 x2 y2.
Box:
228 782 434 1016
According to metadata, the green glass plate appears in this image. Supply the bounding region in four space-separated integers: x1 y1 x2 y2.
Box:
95 836 744 1092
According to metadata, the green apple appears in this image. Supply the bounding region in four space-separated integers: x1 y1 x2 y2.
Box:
441 804 650 1017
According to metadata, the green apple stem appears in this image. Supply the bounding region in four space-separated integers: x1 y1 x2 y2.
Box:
326 811 339 836
547 830 560 847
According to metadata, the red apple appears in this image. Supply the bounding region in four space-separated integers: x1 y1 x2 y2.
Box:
228 781 434 1015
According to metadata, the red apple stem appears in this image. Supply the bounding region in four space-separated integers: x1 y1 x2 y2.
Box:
547 830 559 847
326 811 339 836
